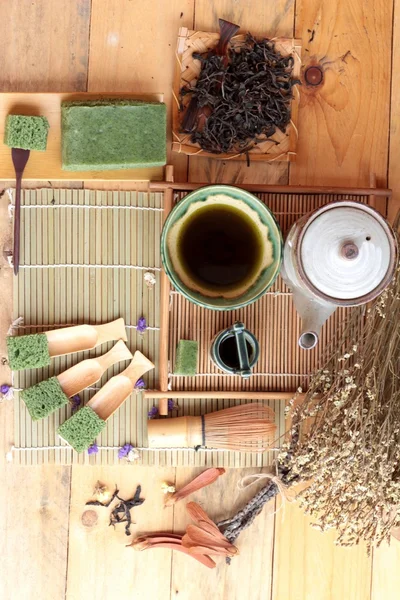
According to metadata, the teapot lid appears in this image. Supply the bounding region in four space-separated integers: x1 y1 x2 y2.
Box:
298 202 396 304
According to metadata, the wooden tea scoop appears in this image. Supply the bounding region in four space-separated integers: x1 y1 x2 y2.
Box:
12 148 30 275
45 318 127 357
87 350 155 421
57 340 133 397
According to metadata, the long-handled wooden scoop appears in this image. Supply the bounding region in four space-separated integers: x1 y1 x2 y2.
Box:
45 318 128 357
57 339 133 397
7 317 129 372
57 350 155 452
87 350 155 421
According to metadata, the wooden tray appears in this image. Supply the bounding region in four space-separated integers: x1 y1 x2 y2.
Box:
172 27 302 162
0 92 165 181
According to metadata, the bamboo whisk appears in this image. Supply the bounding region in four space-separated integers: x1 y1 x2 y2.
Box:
147 404 276 452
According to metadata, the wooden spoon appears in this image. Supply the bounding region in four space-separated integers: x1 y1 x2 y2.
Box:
44 318 127 357
56 340 133 397
87 350 155 421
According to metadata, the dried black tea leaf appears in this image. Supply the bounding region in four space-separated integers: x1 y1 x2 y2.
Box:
180 27 299 155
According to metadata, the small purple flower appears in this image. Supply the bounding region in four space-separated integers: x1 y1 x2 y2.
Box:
87 443 99 455
168 399 178 411
118 443 134 459
1 384 10 395
136 317 147 335
71 395 81 414
134 377 146 390
148 406 159 419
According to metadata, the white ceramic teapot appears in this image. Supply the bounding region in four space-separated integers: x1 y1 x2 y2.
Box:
281 201 397 349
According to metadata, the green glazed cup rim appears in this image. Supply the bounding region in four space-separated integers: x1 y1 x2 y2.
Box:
161 184 283 311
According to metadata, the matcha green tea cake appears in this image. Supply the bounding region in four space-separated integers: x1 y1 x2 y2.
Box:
22 377 68 421
57 406 106 453
7 333 51 371
4 115 50 151
174 340 199 376
61 100 166 171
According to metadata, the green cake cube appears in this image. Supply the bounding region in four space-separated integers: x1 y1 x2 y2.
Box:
21 376 68 421
61 100 167 171
4 115 49 151
174 340 198 376
7 333 51 371
57 406 106 453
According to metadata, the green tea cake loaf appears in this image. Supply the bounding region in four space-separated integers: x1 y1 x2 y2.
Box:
7 333 51 371
174 340 198 376
22 376 68 421
4 115 50 151
57 406 106 453
61 100 166 171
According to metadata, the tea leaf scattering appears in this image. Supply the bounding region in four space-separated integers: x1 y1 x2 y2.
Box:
86 484 145 535
180 33 298 154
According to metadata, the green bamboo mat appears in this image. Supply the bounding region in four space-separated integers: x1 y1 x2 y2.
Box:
10 188 284 466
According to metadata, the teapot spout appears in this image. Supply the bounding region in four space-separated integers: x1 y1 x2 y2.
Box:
292 289 336 350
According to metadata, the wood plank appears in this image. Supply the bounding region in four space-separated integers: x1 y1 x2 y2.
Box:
371 540 400 600
388 0 400 224
0 3 91 599
290 0 393 189
88 0 195 182
0 463 71 600
189 0 295 185
273 501 372 600
66 466 176 600
170 467 276 600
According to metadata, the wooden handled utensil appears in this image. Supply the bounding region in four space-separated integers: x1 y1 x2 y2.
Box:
45 318 127 357
57 340 133 397
147 404 276 452
87 350 155 421
12 148 30 276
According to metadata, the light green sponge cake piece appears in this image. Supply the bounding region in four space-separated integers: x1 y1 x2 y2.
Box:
21 377 68 421
7 333 51 371
61 100 166 171
57 406 106 453
4 115 50 151
174 340 198 376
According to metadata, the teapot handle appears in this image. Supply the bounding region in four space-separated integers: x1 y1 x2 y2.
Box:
233 322 251 379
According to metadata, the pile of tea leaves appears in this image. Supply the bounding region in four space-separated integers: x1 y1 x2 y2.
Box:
180 34 298 155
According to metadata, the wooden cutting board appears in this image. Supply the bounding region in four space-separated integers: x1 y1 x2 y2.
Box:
0 92 165 181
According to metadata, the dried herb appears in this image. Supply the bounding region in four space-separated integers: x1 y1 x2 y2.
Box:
86 484 119 507
109 485 145 536
180 21 298 155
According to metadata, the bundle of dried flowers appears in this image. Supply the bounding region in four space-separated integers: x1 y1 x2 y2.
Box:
279 246 400 550
128 501 237 568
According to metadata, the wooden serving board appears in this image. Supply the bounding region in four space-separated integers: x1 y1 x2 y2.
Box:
0 92 165 181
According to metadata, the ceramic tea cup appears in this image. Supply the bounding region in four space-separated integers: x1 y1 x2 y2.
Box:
161 185 282 310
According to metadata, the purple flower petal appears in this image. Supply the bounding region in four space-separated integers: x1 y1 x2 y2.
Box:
87 443 99 455
168 399 178 412
118 443 134 459
136 317 147 334
71 395 81 414
1 384 10 395
148 406 159 419
134 377 146 390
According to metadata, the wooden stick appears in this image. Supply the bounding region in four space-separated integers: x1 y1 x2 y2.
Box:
145 390 303 401
149 181 392 197
158 165 174 415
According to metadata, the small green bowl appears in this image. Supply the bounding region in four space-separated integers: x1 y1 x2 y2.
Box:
161 185 283 311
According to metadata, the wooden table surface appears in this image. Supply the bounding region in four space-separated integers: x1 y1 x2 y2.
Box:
1 2 399 599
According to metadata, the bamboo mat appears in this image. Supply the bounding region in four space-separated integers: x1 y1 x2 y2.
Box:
9 187 372 466
10 188 284 466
